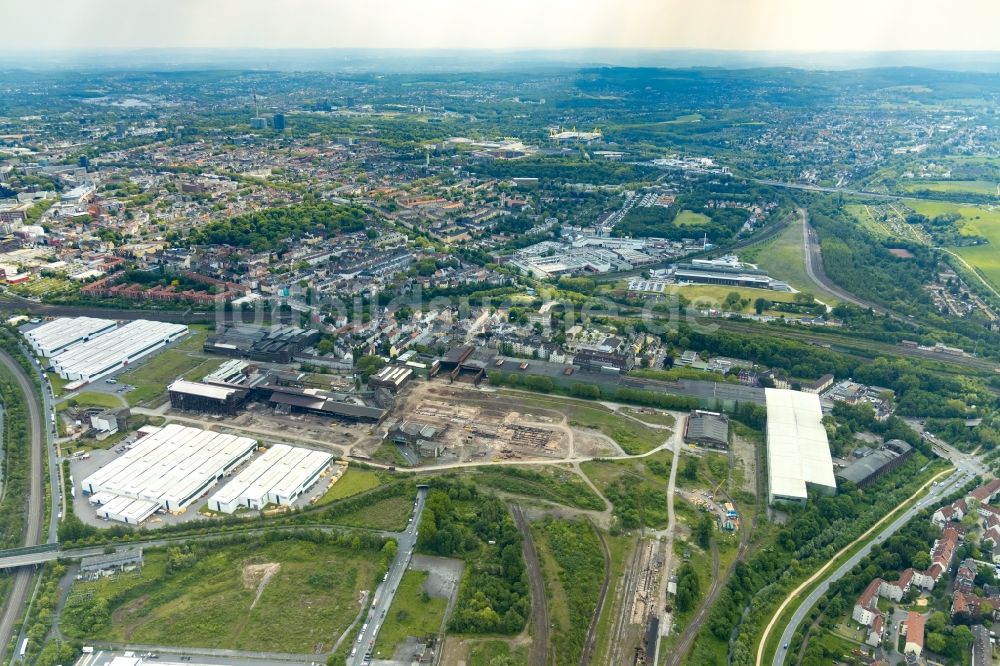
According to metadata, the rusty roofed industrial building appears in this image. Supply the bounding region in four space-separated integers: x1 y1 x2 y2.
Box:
683 410 730 449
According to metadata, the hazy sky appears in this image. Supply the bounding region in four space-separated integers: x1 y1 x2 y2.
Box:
8 0 1000 52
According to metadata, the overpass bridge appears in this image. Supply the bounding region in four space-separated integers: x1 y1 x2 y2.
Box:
0 542 124 569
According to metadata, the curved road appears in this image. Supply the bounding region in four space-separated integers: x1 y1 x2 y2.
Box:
0 349 45 663
765 451 981 666
798 208 892 317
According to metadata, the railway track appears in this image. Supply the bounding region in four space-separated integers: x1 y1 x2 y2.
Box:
510 504 549 666
578 518 612 666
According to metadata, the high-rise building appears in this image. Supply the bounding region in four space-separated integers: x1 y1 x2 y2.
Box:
272 113 285 131
250 117 268 130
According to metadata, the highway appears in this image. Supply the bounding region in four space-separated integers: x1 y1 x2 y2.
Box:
347 486 427 666
0 348 46 665
767 445 984 666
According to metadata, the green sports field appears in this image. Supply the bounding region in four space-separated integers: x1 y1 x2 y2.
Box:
673 209 712 227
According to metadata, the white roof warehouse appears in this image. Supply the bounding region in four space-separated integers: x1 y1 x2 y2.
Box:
22 316 118 358
49 319 188 382
765 388 836 504
208 443 333 513
81 423 258 514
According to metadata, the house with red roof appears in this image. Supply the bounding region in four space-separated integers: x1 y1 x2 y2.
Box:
969 479 1000 504
866 614 884 647
903 611 925 657
853 578 883 627
880 568 915 602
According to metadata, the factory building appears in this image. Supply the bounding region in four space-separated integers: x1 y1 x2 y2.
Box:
204 324 319 363
573 349 635 373
837 440 914 489
50 319 188 382
765 388 836 504
168 379 248 415
207 444 332 513
369 365 413 392
80 423 257 516
683 410 730 449
22 316 119 358
266 384 387 422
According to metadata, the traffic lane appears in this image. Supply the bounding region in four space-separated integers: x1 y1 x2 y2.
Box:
774 471 964 663
348 487 427 665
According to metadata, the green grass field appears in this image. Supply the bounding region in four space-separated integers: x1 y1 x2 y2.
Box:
742 216 842 304
331 495 414 531
374 570 447 657
582 452 673 528
899 179 999 196
666 113 705 124
120 347 218 406
674 210 712 227
907 199 1000 290
60 538 379 653
470 466 606 511
317 468 382 505
673 284 800 313
468 640 528 666
57 391 125 411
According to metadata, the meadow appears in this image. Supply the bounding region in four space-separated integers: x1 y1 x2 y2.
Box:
674 209 712 227
60 537 381 653
907 199 1000 290
899 179 999 196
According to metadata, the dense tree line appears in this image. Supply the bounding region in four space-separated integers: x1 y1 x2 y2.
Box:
536 518 605 665
185 200 368 253
416 481 529 635
675 562 701 613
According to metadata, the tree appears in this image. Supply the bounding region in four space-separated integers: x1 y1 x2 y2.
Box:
926 632 947 654
356 354 386 381
693 513 713 549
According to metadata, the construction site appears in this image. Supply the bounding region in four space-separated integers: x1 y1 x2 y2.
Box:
379 383 571 464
